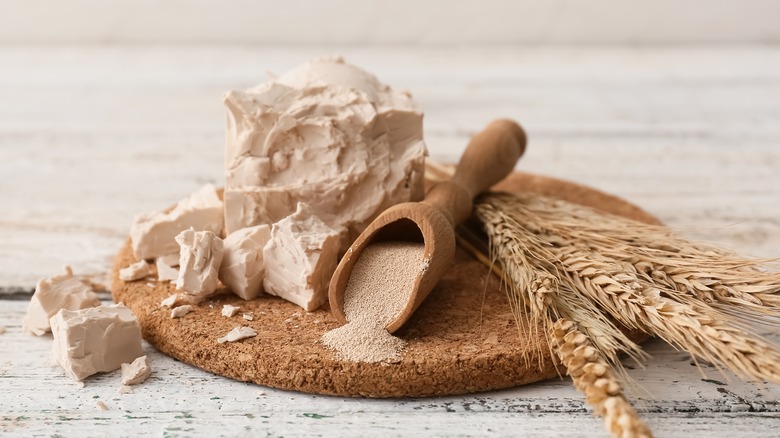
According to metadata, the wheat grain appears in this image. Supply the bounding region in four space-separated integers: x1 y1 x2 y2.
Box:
550 319 653 438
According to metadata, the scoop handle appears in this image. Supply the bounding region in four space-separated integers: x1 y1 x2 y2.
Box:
424 119 526 226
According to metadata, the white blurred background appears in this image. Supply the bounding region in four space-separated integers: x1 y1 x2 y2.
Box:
2 0 780 45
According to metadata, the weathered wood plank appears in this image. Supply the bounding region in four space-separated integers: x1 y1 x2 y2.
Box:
4 412 780 438
1 301 779 436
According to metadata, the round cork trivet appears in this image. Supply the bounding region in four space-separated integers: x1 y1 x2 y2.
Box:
111 171 659 398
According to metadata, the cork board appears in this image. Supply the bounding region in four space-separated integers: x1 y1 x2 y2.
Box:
111 171 658 398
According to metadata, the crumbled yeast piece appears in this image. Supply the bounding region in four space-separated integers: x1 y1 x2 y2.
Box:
221 304 240 317
175 228 224 302
170 305 192 318
22 266 100 336
155 256 179 282
119 260 153 282
117 385 133 395
242 313 253 321
219 225 271 300
121 355 152 385
222 57 427 241
50 304 144 381
217 326 257 343
95 401 108 411
160 293 181 308
263 203 341 311
130 184 224 260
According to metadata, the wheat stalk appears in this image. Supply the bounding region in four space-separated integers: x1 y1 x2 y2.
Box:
550 319 653 438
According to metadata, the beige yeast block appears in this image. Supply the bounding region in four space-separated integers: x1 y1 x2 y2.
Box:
51 304 144 381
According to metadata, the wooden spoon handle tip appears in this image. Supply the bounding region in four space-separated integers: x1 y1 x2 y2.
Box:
423 119 526 226
452 119 527 198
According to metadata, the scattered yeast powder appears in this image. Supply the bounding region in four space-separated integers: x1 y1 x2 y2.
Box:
321 241 425 363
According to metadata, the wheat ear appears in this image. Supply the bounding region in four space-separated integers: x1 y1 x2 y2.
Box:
551 319 653 438
461 211 647 380
477 192 780 384
498 192 780 313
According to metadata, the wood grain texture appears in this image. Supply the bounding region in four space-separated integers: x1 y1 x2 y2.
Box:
2 301 779 436
2 45 780 436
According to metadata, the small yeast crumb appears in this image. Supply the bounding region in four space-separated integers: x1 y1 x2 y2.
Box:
170 305 193 319
121 355 152 386
217 326 257 344
160 294 179 308
117 385 133 395
222 304 240 317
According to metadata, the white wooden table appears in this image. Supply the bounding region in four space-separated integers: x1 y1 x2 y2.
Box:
2 46 780 436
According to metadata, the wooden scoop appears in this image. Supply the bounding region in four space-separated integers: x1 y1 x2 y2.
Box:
329 119 527 333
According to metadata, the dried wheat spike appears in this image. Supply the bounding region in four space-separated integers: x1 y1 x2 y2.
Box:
550 319 653 438
560 249 780 384
494 192 780 313
470 201 647 374
476 193 780 384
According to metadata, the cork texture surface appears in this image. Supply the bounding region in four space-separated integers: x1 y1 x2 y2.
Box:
111 171 657 398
